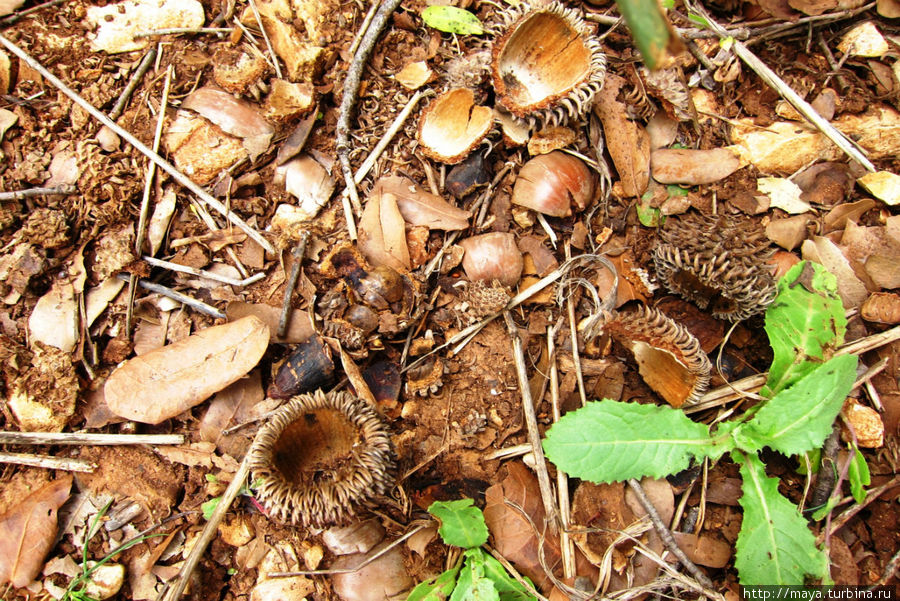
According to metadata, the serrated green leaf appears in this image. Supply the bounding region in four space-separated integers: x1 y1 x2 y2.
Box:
543 400 724 483
421 6 484 35
848 446 870 505
451 550 500 601
407 564 461 601
429 499 489 548
735 452 829 585
763 262 846 397
733 354 857 455
479 551 536 601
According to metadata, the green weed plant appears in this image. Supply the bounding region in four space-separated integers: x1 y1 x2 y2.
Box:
543 261 858 585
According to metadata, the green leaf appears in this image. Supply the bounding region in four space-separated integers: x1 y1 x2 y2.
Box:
202 497 220 520
666 184 689 197
407 564 461 601
733 354 858 456
421 6 484 35
763 262 846 397
429 499 489 548
734 452 829 585
451 550 500 601
636 202 665 227
543 400 725 483
615 0 673 69
810 495 839 522
480 551 536 601
687 12 710 28
848 445 870 505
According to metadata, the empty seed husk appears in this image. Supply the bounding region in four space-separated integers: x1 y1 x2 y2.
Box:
249 390 395 526
653 213 776 321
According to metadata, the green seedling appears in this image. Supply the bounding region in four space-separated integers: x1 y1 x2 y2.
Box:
202 477 263 520
406 499 536 601
62 501 164 601
543 261 859 585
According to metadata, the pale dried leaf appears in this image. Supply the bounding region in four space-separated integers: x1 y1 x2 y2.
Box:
0 0 23 19
87 0 204 54
199 370 264 446
182 88 274 160
331 547 412 601
148 188 177 255
406 525 437 557
758 177 811 214
801 236 869 308
0 475 72 588
766 215 811 250
394 61 433 90
274 155 334 220
104 316 270 424
0 108 17 142
133 313 170 356
593 74 650 197
85 278 125 329
857 171 900 205
225 302 315 344
838 21 889 57
155 442 216 468
651 147 742 186
359 192 411 272
28 280 78 352
374 175 471 230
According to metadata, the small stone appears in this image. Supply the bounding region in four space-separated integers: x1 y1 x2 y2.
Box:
82 563 126 600
264 80 316 123
96 126 121 152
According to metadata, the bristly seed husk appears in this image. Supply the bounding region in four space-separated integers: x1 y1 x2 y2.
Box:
249 390 395 527
490 1 606 130
653 213 777 322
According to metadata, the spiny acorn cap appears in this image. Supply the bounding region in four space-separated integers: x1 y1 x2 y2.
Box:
653 213 776 322
249 390 394 527
490 1 606 129
603 305 712 408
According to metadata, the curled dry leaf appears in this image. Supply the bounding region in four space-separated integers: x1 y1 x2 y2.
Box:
417 88 492 164
0 108 17 142
394 61 433 90
274 155 335 221
650 147 742 186
373 175 471 230
0 475 72 588
800 236 869 308
182 87 274 160
104 315 270 424
766 215 811 251
359 192 411 272
148 187 177 256
593 74 650 197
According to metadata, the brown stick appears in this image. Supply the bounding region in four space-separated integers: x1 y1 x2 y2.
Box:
0 451 95 472
0 432 183 445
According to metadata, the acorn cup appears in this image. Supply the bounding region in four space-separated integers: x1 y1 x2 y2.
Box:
491 1 606 129
248 390 395 527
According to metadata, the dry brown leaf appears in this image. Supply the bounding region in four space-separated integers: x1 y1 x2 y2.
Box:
148 187 177 256
651 148 742 186
338 345 376 406
0 475 72 588
359 192 411 272
801 236 869 308
593 74 650 197
104 316 270 424
671 532 732 568
182 87 274 160
0 0 23 18
824 198 876 233
199 370 265 448
374 175 471 231
28 280 78 352
766 215 811 251
225 302 315 345
155 441 216 468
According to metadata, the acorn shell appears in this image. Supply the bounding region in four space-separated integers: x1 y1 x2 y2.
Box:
417 88 493 164
603 305 712 408
249 390 395 527
653 213 777 322
511 151 594 217
491 1 606 129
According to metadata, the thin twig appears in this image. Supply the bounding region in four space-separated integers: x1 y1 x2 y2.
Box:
682 1 875 172
0 0 64 25
818 474 900 543
187 198 250 279
246 0 283 80
277 231 311 338
626 478 715 590
349 1 379 57
157 448 253 601
0 186 76 200
0 33 276 255
142 255 265 287
335 0 404 240
548 326 575 579
0 451 95 473
120 274 226 319
0 432 183 445
132 27 234 39
108 48 157 121
504 311 559 535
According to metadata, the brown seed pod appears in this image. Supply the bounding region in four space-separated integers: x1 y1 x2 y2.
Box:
249 390 395 526
417 88 493 164
653 213 776 322
491 1 606 129
603 305 712 408
511 151 594 217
